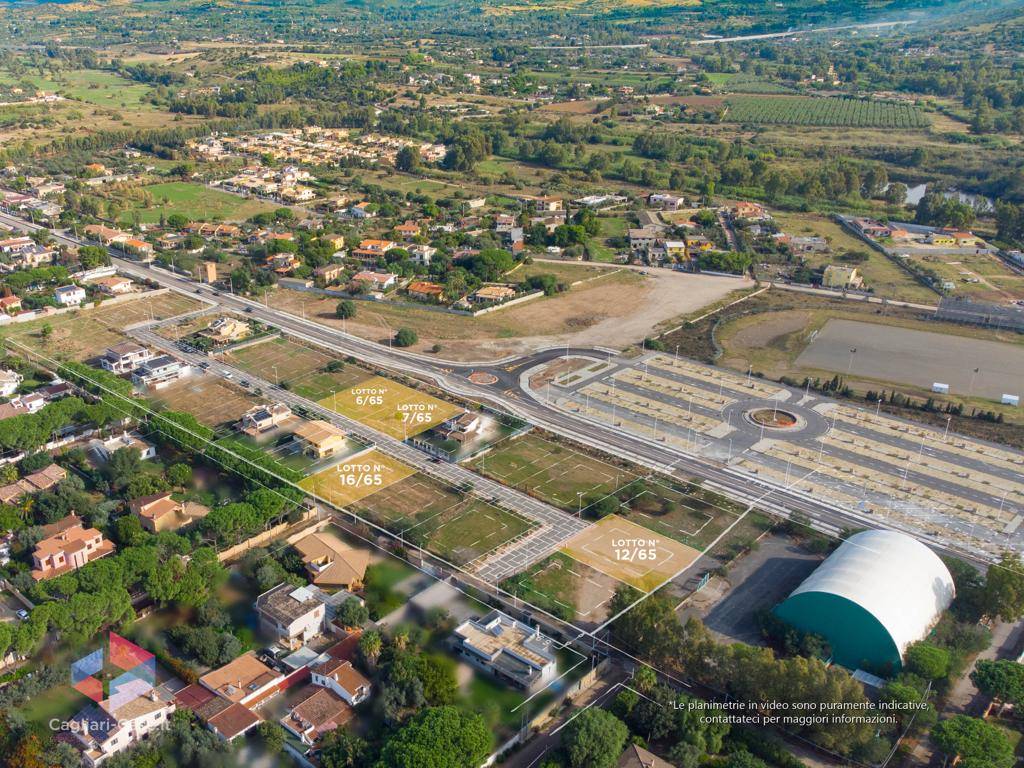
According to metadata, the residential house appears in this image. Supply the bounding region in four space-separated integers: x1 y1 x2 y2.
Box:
663 241 687 262
309 657 371 706
70 691 176 767
732 202 767 220
121 239 153 260
292 420 347 459
320 234 347 251
348 202 376 219
925 231 956 246
437 412 481 444
293 532 369 590
279 685 352 746
314 263 346 284
0 463 67 505
172 684 260 743
629 227 663 257
0 368 22 397
131 355 190 390
471 285 516 304
352 239 395 262
351 271 397 291
100 342 153 374
822 264 863 289
90 432 157 463
92 276 134 295
0 236 33 253
83 225 128 245
452 610 557 692
55 284 86 306
494 214 516 234
789 236 829 254
184 222 241 239
407 281 445 302
395 221 420 240
129 492 208 533
31 514 115 581
617 744 674 768
200 317 251 344
0 295 22 314
198 652 285 708
239 403 293 434
255 583 327 651
408 244 436 266
648 193 686 211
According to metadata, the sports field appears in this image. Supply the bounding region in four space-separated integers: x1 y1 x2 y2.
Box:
317 375 463 439
350 474 536 565
560 514 701 592
299 450 417 507
468 433 638 512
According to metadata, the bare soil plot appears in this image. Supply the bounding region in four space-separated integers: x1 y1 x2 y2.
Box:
0 293 204 361
796 318 1024 401
227 337 370 397
299 450 417 507
149 375 264 428
349 475 536 566
317 375 463 440
500 552 619 625
266 269 746 360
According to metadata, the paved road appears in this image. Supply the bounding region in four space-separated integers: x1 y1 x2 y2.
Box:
0 211 996 572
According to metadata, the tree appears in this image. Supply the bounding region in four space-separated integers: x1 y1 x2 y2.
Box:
560 708 628 768
394 328 418 348
375 706 491 768
984 554 1024 621
933 715 1015 768
337 597 370 628
104 447 141 491
396 145 422 173
320 729 369 768
359 630 383 670
257 722 285 754
972 660 1024 706
905 643 950 680
167 463 193 486
336 300 357 319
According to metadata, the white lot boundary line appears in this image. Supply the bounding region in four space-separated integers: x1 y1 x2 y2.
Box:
592 465 822 636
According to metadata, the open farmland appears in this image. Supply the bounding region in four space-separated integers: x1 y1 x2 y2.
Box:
724 96 929 128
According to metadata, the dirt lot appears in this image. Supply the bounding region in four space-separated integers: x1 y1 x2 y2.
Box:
797 318 1024 401
267 268 750 360
0 292 204 362
149 375 264 429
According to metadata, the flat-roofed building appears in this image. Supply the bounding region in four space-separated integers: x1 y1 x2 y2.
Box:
255 583 326 651
100 342 153 374
452 610 557 692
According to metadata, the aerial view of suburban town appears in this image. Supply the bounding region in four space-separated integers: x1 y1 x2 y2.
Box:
2 0 1024 766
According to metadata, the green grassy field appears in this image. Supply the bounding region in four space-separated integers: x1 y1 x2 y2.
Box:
0 69 156 110
117 182 278 224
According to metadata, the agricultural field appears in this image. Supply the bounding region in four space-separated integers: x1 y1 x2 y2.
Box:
724 96 929 129
115 182 279 225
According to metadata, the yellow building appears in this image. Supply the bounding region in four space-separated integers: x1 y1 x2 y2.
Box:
293 420 348 459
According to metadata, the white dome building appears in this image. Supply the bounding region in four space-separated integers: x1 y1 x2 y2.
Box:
775 529 955 671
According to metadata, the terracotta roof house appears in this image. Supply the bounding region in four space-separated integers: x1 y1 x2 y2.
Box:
129 492 208 533
31 514 115 581
199 652 284 707
407 281 445 301
617 744 674 768
173 684 261 742
293 532 369 590
310 657 371 706
292 420 347 459
0 463 66 504
279 685 352 746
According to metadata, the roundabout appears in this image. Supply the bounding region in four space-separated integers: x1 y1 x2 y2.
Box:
720 398 831 443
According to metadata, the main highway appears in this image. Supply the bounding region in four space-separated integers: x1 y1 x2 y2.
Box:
0 211 991 567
